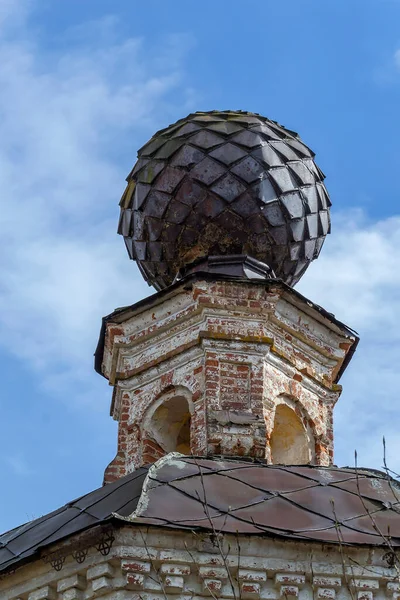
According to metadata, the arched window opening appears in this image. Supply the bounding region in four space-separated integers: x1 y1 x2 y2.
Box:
145 393 192 457
270 403 310 465
176 416 191 454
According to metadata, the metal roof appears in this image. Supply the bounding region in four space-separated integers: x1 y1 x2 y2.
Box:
129 456 400 547
0 466 149 576
118 110 331 290
2 456 399 577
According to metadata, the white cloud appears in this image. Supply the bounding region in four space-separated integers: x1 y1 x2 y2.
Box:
394 48 400 70
298 211 400 471
0 0 399 484
0 1 194 397
299 211 400 332
4 453 35 476
372 46 400 84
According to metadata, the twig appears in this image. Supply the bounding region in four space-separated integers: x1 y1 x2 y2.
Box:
355 449 400 585
236 530 242 592
138 527 169 600
330 498 356 600
354 449 400 582
184 539 219 600
382 437 400 505
192 456 239 600
310 551 315 600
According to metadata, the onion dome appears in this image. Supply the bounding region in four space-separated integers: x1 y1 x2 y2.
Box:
118 111 331 290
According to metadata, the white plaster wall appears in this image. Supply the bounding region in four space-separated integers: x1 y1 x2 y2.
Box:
1 526 398 600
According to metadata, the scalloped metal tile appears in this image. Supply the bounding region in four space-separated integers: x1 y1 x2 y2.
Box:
118 110 331 290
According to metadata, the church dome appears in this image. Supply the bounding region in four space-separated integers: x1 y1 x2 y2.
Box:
118 111 331 290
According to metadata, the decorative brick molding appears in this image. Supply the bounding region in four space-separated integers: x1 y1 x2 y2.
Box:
100 277 357 482
27 587 56 600
313 576 342 600
1 526 397 600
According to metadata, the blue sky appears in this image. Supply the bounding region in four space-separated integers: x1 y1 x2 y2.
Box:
1 0 400 533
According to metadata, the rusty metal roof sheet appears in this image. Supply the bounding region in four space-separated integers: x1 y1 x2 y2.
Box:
125 456 400 547
2 456 399 576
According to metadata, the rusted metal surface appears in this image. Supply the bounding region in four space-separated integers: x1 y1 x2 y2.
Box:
182 254 277 279
2 456 400 578
128 456 400 547
118 111 331 290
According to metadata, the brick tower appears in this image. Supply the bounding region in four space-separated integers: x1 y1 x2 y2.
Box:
94 111 358 484
4 111 400 600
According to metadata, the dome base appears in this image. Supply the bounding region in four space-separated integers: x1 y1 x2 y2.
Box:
176 254 277 283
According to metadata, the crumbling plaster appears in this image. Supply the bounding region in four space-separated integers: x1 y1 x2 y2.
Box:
0 524 397 600
101 279 356 482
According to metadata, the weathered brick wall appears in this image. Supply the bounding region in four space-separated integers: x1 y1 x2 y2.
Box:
0 525 396 600
203 341 266 458
142 437 165 465
102 278 356 483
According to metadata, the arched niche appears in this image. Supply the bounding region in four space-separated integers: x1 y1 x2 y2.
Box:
270 400 312 465
142 387 193 456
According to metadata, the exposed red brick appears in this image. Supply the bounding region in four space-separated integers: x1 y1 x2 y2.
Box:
143 437 165 465
101 278 354 482
205 359 219 367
